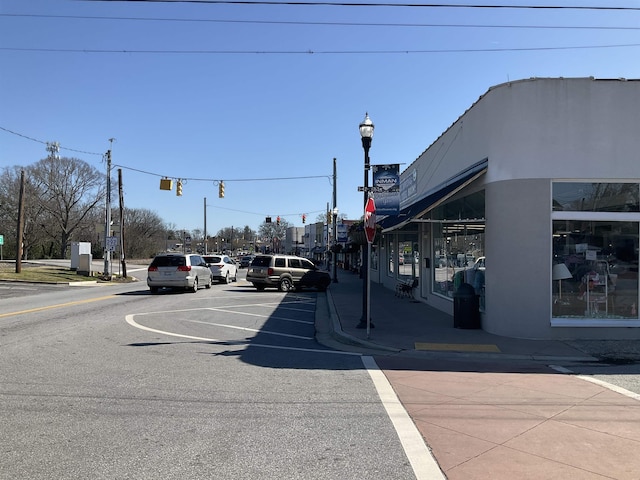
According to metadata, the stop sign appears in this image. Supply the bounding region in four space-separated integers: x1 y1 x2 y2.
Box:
364 197 376 244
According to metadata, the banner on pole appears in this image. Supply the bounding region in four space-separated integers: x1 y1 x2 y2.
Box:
372 164 400 215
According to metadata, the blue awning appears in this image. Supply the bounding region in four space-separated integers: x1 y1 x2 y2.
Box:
379 159 487 232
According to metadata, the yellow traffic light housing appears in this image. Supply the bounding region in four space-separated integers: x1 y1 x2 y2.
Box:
160 178 173 191
218 181 225 198
176 180 183 196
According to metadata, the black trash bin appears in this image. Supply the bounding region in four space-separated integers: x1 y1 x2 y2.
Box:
453 282 481 329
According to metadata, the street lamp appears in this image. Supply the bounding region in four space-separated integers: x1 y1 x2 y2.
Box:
357 113 374 329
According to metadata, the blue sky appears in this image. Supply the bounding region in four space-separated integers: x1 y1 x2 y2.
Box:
2 1 640 236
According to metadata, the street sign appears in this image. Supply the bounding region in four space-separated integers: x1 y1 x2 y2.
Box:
106 236 118 252
0 234 3 245
364 197 376 244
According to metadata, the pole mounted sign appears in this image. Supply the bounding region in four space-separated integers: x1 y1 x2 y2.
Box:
364 197 376 244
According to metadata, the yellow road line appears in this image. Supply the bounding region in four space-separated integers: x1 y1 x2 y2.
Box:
0 295 117 318
415 342 501 353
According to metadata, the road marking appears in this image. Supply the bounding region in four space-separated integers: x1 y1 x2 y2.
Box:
362 356 446 480
550 366 640 401
415 342 500 353
125 314 361 356
0 295 116 318
206 307 314 325
185 319 314 340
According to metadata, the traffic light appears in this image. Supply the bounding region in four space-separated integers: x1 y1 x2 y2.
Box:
276 216 280 225
302 214 306 224
218 181 225 198
176 180 183 196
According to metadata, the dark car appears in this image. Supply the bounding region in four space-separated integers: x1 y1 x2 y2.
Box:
239 255 256 268
246 254 331 292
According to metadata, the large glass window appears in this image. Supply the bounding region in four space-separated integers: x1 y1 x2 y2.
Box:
552 220 639 319
553 183 640 212
432 190 485 307
433 222 485 305
386 231 419 280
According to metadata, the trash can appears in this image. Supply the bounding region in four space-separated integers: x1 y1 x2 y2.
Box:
453 282 481 329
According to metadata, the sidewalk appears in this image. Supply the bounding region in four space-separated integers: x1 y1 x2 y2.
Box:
318 270 640 480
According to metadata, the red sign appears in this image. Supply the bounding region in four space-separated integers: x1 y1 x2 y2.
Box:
364 197 376 244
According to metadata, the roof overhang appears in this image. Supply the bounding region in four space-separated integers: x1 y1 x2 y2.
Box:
379 159 488 233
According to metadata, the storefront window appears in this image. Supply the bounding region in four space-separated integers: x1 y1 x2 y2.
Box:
386 231 419 280
432 191 486 306
433 222 485 305
553 183 640 212
552 220 639 319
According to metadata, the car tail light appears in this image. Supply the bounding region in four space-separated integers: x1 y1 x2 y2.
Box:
148 266 158 272
177 265 192 272
268 267 274 275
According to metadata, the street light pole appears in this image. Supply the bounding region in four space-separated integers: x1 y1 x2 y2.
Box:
332 157 338 283
357 113 374 329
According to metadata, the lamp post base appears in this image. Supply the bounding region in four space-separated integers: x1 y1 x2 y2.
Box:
356 320 375 329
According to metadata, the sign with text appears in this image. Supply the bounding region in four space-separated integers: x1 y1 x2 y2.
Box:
372 164 400 215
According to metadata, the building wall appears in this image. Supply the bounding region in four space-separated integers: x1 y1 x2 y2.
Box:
389 77 640 340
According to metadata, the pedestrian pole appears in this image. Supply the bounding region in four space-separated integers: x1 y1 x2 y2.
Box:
366 241 371 339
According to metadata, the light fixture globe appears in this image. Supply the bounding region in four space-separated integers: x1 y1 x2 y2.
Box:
359 112 374 140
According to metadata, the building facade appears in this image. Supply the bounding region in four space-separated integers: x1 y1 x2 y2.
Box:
374 77 640 340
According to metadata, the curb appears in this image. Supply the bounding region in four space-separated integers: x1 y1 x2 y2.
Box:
319 288 602 363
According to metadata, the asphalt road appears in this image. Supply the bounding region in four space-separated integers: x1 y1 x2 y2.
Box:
0 268 426 480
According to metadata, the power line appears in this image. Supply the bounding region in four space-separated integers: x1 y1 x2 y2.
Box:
5 13 640 31
3 42 639 54
1 126 330 184
83 1 640 11
115 163 330 183
0 126 103 156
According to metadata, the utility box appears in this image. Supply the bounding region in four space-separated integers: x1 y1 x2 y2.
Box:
78 253 92 276
71 242 92 270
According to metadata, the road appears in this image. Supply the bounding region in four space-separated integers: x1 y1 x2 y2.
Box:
0 265 430 480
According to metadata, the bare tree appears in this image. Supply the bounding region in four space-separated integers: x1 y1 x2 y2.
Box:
122 208 168 259
28 156 105 258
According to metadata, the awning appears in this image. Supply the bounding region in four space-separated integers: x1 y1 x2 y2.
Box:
379 159 488 233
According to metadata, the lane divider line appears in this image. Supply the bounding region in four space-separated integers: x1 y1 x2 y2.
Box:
0 295 117 318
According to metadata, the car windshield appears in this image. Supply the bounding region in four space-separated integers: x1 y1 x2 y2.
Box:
151 256 186 267
203 256 222 263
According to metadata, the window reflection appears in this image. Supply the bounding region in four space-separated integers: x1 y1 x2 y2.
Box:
552 220 639 319
553 183 640 212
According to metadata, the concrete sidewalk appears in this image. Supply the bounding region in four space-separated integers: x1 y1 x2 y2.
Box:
318 270 640 480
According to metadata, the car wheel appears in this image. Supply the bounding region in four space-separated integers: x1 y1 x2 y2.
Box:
233 271 238 282
191 278 198 293
150 286 159 294
205 275 212 289
279 277 294 292
255 285 265 291
224 272 230 284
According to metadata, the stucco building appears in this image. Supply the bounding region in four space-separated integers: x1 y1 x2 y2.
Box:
373 77 640 340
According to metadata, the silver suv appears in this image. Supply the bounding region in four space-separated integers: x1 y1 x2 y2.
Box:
147 253 212 293
246 254 331 292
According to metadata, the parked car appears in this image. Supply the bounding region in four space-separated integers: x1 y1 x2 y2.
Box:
203 254 238 283
239 254 256 268
147 253 212 293
246 254 331 292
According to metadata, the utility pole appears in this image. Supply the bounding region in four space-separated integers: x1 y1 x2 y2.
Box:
332 157 338 282
15 170 25 273
204 197 207 255
103 139 114 280
118 168 127 279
